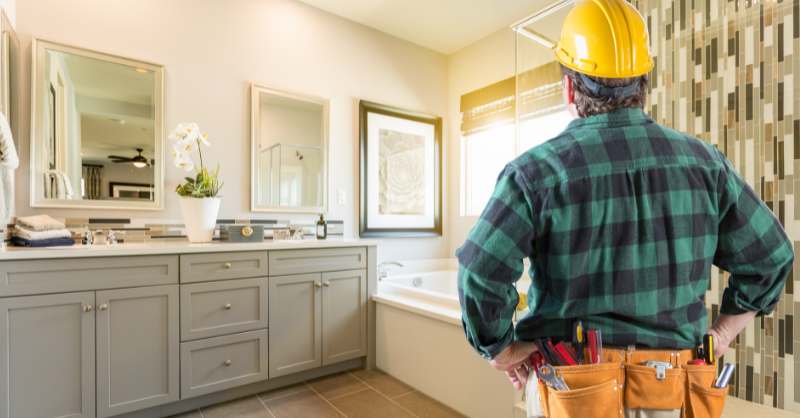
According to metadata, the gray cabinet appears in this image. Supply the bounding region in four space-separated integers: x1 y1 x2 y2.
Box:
268 247 366 276
96 286 180 418
180 329 269 399
180 278 269 341
269 273 322 378
0 292 95 418
180 251 269 283
322 269 367 366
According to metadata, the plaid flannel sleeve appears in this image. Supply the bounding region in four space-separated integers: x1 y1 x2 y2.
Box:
456 164 536 359
715 154 795 316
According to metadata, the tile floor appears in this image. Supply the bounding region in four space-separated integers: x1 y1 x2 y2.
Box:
167 368 466 418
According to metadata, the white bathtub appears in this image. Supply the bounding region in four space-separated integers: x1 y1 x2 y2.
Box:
374 262 524 418
378 270 460 309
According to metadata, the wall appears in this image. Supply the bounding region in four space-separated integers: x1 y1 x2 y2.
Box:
637 0 798 411
1 0 12 27
15 0 449 261
446 27 516 257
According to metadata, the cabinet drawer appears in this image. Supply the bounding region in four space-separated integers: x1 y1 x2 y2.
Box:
268 247 366 276
180 278 269 341
180 330 269 399
0 255 178 297
180 251 269 283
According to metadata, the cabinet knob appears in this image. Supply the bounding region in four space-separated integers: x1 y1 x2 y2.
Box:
315 283 322 288
224 304 232 310
224 360 232 366
83 305 93 312
324 282 330 287
224 263 231 269
98 304 108 311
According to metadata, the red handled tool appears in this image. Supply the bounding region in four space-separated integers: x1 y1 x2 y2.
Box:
556 341 579 366
587 329 603 364
534 339 555 366
544 338 567 366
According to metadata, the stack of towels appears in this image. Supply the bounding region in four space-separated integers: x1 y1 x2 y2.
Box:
12 215 75 247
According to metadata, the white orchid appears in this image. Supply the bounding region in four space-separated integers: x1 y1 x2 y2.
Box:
174 154 195 171
198 132 210 146
177 137 197 153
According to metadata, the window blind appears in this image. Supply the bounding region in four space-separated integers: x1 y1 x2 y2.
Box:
460 61 566 137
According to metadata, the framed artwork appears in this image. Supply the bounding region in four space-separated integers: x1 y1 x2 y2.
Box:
48 83 56 170
359 100 442 237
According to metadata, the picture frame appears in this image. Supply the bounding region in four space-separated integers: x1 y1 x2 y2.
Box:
109 182 155 201
359 100 442 238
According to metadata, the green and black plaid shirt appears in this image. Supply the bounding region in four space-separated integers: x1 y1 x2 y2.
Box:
456 108 794 360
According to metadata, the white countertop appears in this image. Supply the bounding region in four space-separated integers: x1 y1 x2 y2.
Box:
0 238 382 261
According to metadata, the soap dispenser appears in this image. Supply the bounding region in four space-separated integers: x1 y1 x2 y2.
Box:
316 215 327 240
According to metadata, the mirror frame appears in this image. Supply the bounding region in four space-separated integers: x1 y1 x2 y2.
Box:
30 39 165 210
250 83 329 214
0 9 19 152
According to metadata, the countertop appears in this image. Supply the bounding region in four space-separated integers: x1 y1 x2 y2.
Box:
0 238 382 261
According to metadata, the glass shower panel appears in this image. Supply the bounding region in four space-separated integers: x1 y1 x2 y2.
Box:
264 143 322 207
515 2 573 155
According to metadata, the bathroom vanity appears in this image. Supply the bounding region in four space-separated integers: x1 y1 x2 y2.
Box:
0 240 380 418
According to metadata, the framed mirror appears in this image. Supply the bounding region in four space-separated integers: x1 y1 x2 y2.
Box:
30 39 164 210
251 84 329 213
0 9 19 151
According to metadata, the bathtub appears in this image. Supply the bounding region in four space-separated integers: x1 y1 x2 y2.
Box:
373 260 526 418
378 270 459 309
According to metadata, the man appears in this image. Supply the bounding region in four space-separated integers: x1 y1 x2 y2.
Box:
456 0 794 412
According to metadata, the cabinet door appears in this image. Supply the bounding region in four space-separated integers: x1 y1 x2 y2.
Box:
96 285 180 418
269 273 321 378
0 292 95 418
322 269 367 366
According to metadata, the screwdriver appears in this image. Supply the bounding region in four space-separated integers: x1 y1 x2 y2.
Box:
572 320 585 364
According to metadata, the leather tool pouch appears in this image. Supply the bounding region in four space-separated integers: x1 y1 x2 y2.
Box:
540 362 624 418
535 351 726 418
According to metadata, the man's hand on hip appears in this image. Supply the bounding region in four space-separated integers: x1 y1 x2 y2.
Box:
488 341 538 390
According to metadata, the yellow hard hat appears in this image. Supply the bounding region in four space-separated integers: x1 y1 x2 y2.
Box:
554 0 654 79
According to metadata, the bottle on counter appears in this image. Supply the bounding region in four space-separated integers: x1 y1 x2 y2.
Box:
316 214 327 240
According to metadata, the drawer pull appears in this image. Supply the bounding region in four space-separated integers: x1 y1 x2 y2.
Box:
224 304 232 310
224 360 232 366
224 263 231 269
315 283 322 288
324 282 330 287
98 304 108 311
83 305 93 312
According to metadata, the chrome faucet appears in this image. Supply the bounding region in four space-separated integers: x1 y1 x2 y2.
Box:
377 261 403 281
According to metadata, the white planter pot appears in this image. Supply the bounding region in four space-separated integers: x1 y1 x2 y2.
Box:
178 197 221 243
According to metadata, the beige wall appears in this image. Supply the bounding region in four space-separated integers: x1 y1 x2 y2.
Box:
1 0 13 27
15 0 450 261
446 27 516 257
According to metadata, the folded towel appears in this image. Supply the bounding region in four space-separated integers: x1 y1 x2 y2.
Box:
13 225 72 241
44 170 74 199
15 215 65 231
12 237 75 247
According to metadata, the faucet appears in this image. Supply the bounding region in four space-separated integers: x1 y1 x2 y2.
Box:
82 228 93 245
377 261 403 281
292 228 304 240
108 230 122 245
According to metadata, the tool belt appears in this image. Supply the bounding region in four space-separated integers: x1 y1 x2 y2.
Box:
535 347 727 418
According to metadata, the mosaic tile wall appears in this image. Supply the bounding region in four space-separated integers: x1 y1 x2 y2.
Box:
633 0 799 411
2 217 344 246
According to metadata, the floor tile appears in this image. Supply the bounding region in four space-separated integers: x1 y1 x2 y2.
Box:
264 390 344 418
329 389 416 418
348 368 415 398
164 410 203 418
393 391 467 418
258 382 311 402
200 395 272 418
306 371 368 400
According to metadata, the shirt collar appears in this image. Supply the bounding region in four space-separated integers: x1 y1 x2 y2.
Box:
565 107 653 132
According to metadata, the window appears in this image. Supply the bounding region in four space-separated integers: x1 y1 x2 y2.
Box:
462 124 516 216
460 61 571 216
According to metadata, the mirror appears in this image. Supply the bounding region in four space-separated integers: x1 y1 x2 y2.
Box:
30 39 164 210
0 9 19 151
251 84 328 213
